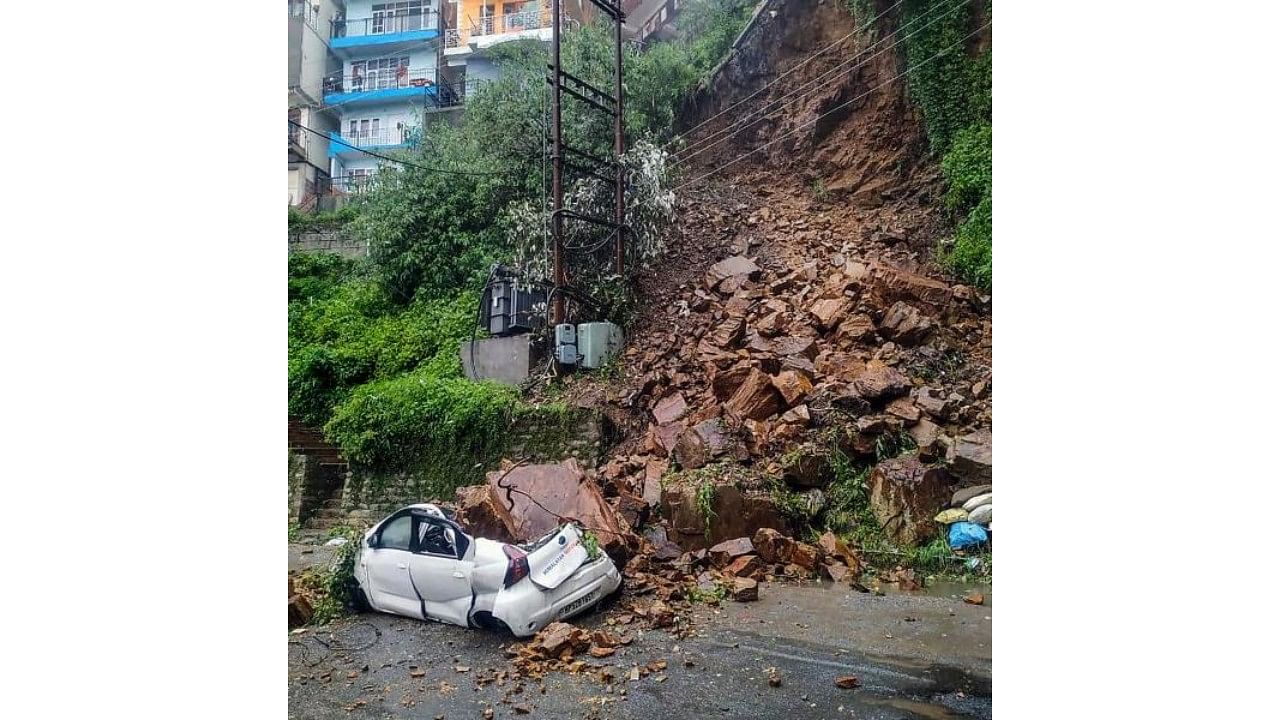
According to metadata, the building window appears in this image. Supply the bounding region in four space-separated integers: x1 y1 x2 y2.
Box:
351 57 411 91
372 1 428 34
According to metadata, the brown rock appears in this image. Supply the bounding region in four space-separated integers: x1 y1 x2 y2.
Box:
288 593 313 629
908 418 943 461
647 422 684 457
672 418 738 470
822 562 851 584
706 255 761 290
885 397 921 424
663 484 788 550
878 302 935 345
775 336 819 360
454 484 518 543
730 577 759 602
708 537 755 568
724 368 784 421
779 404 811 427
711 363 754 401
771 370 813 407
809 297 850 330
706 318 746 349
868 262 953 310
533 622 588 658
652 393 688 425
642 458 668 507
948 429 992 482
781 445 831 489
614 493 650 530
756 312 785 337
724 554 762 578
964 591 985 606
752 528 792 564
816 531 860 571
788 542 821 573
837 313 878 343
834 675 862 689
868 454 955 546
913 387 954 419
852 362 910 403
477 459 636 559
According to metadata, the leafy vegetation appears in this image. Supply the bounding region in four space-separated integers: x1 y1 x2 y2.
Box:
301 526 365 625
288 205 358 234
897 0 992 290
288 12 760 496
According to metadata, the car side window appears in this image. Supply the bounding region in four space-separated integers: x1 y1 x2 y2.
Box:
377 515 412 551
415 518 457 557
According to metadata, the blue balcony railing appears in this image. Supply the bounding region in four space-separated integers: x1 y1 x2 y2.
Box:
331 8 439 47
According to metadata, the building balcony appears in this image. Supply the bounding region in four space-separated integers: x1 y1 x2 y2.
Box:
289 122 309 160
444 4 566 54
331 8 441 53
322 68 441 107
328 127 420 158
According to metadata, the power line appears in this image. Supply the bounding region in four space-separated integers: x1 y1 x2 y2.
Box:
289 119 513 176
673 0 968 167
663 0 907 150
675 20 991 191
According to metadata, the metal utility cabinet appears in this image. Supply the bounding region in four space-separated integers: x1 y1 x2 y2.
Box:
576 322 623 369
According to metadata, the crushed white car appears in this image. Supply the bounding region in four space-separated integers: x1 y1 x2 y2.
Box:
353 503 622 637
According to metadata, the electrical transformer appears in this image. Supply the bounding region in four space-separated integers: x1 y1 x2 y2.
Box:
482 277 545 336
576 322 623 369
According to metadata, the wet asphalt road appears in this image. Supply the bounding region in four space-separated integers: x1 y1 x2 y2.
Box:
288 579 991 720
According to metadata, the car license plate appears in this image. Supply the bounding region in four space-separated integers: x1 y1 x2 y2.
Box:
559 591 597 617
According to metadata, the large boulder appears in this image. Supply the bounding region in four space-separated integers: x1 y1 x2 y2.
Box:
867 262 953 311
851 361 911 403
724 368 784 421
456 459 637 561
672 418 741 470
663 482 788 550
948 429 992 481
706 255 761 291
878 302 935 345
868 454 956 547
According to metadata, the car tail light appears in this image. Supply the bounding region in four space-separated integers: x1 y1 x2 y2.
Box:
503 545 530 588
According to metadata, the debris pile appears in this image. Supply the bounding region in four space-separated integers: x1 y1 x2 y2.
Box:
534 172 992 558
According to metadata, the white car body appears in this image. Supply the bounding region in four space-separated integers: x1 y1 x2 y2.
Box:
353 503 622 637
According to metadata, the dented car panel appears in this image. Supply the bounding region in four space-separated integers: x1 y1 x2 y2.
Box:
526 524 591 590
355 503 621 637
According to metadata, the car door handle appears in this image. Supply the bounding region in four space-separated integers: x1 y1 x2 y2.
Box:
397 563 407 570
452 570 465 578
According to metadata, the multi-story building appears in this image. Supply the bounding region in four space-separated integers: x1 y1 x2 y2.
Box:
289 0 345 206
623 0 682 43
295 0 602 197
323 0 447 190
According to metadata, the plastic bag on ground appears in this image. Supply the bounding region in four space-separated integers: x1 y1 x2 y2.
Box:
948 521 989 550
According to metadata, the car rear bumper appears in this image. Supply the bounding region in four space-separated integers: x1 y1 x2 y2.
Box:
495 555 622 636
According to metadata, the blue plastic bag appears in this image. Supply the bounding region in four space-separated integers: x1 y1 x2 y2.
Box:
948 521 989 550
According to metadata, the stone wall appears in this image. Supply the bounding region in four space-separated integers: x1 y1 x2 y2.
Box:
332 410 609 528
288 231 368 258
287 451 347 525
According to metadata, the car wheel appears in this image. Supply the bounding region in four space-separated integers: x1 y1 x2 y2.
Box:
352 586 373 613
472 611 514 636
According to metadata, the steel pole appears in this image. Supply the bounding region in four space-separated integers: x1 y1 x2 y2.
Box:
613 11 626 276
550 0 565 324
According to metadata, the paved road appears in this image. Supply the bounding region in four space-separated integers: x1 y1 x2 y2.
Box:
288 578 991 719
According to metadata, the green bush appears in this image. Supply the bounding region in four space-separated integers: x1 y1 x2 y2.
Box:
288 205 358 234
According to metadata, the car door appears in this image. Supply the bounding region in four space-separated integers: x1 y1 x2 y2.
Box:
361 513 423 619
407 517 474 627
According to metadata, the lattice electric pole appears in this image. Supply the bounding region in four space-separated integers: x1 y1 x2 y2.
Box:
548 0 627 325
